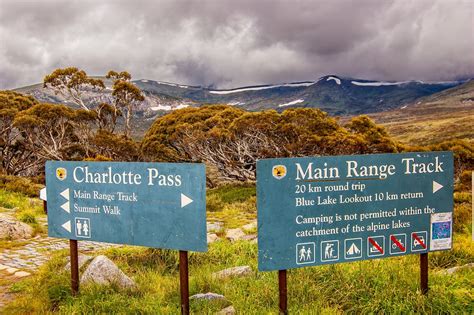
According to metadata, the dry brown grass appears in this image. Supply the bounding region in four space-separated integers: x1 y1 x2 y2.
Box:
368 81 474 145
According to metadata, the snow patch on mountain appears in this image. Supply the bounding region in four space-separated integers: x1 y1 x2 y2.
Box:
150 104 189 111
156 81 190 89
326 76 341 85
209 82 314 95
228 101 245 106
278 99 304 107
351 80 410 86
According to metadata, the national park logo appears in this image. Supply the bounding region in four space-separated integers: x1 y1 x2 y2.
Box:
56 167 67 181
272 165 287 180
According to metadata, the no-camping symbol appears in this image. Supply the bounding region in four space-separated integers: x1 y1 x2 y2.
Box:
367 236 385 257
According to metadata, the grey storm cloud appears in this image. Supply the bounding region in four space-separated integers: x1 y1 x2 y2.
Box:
0 0 473 89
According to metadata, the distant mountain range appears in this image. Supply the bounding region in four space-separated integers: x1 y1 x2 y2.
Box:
13 75 469 118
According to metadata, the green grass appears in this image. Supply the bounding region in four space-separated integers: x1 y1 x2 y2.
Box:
4 233 473 314
207 184 256 229
2 185 473 313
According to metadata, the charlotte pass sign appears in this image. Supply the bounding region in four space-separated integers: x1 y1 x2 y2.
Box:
257 152 453 271
46 161 207 252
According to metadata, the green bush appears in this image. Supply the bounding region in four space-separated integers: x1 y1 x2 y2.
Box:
18 211 37 224
206 193 225 212
0 174 43 197
455 170 472 192
453 203 472 233
208 183 256 203
454 192 472 204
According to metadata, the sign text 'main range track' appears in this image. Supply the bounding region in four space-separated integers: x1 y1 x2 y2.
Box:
46 161 207 252
257 152 453 271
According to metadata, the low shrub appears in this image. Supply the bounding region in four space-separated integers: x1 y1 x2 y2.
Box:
453 203 472 233
18 211 37 224
0 174 43 197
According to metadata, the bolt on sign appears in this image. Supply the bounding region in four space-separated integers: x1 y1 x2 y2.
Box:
257 152 453 271
46 161 207 252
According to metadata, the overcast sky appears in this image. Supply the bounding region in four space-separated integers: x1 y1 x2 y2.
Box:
1 0 473 89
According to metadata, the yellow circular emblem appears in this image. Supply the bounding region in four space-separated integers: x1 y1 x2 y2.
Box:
56 167 67 181
272 165 287 179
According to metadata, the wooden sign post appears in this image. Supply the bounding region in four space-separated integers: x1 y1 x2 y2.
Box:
420 253 429 294
70 239 79 295
278 269 288 314
179 251 190 315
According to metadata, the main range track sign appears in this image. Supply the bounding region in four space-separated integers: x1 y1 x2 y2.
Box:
257 152 453 271
46 161 207 252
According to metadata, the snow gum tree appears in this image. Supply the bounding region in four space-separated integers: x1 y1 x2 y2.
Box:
106 70 144 138
0 91 39 175
43 67 105 111
142 105 400 181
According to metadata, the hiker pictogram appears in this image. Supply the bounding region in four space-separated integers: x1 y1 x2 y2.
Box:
296 242 315 264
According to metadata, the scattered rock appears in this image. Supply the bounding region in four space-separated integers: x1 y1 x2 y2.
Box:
225 228 245 241
217 305 236 315
0 214 33 240
81 255 136 289
190 292 226 301
242 221 257 231
440 263 474 275
6 267 18 274
212 266 253 279
241 234 257 241
0 264 8 271
13 271 31 278
207 233 219 243
207 221 224 233
65 254 93 270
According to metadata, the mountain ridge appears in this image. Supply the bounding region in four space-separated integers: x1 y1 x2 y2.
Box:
12 75 469 117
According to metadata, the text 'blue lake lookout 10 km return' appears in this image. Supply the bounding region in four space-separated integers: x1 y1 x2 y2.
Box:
45 161 207 252
257 152 453 271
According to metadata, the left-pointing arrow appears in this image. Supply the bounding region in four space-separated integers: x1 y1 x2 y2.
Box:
62 220 71 233
61 201 70 213
60 188 70 200
181 193 193 208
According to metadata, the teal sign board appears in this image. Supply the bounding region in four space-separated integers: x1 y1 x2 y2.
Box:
46 161 207 252
257 152 453 271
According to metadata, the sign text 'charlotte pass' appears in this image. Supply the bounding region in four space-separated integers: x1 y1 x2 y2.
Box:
46 161 207 252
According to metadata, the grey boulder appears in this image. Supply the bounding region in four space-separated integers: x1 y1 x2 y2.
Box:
81 255 136 289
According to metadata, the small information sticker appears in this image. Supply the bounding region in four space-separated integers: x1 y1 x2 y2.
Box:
257 152 453 271
430 212 452 250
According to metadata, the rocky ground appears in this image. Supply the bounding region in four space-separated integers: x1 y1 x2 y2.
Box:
0 215 257 311
0 214 121 310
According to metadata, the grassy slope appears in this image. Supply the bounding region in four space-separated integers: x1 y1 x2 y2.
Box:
369 81 474 145
3 185 473 314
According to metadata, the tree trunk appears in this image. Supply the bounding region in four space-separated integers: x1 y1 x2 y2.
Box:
125 104 132 138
